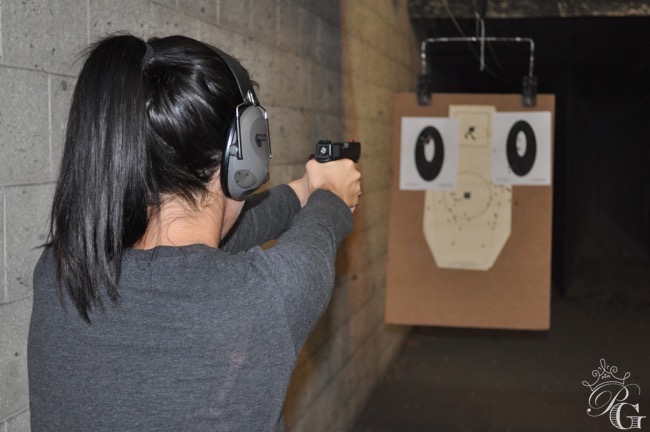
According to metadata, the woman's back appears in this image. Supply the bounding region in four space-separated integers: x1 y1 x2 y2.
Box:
29 245 296 431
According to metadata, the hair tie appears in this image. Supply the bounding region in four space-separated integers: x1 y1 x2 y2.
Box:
141 43 154 69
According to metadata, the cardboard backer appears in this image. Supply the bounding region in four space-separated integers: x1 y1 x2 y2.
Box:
386 93 554 330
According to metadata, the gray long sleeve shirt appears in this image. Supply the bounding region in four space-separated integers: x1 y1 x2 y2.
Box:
28 186 353 432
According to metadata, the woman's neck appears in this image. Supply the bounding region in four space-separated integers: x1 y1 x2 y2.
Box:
134 196 224 250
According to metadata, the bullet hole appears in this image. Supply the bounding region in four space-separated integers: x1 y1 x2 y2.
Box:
61 80 68 91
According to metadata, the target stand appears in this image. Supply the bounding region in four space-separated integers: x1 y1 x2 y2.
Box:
386 93 554 330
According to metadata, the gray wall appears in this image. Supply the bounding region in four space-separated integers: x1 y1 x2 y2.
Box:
409 0 650 18
0 1 418 431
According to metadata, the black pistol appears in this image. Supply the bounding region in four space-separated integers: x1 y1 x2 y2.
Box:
314 140 361 163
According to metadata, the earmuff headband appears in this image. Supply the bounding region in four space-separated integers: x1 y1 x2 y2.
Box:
201 43 260 107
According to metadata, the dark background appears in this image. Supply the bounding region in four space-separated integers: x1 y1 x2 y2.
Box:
412 17 650 300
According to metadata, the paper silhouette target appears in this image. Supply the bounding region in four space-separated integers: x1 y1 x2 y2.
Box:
400 117 458 190
424 105 512 271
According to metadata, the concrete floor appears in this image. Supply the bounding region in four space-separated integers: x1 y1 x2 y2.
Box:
350 263 650 431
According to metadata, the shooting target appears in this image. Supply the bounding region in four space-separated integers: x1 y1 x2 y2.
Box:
424 105 512 271
506 120 536 176
492 112 552 185
415 126 445 181
400 117 458 190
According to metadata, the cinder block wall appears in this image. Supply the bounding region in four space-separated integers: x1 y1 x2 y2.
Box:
0 1 418 431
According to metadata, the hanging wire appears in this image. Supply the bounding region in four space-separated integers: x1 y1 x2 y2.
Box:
441 0 500 78
418 0 538 106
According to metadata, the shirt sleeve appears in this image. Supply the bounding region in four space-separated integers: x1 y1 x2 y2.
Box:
245 189 354 354
220 184 302 253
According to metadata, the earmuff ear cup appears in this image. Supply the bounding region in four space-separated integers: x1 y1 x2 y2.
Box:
200 42 271 200
221 105 270 200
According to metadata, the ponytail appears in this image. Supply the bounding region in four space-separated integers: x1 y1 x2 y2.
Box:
50 35 151 322
49 34 242 322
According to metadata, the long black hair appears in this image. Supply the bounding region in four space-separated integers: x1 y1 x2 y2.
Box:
48 34 242 322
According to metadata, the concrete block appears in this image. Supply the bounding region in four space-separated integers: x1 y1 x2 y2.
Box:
391 60 418 91
343 77 393 122
345 36 397 89
348 298 381 352
0 298 31 423
266 107 315 164
345 221 386 276
336 216 387 275
0 67 49 186
353 328 385 392
357 154 391 193
5 184 54 302
363 189 389 229
49 75 75 179
287 373 339 432
297 7 318 60
356 0 406 26
341 5 386 54
5 409 30 432
0 189 3 302
311 112 344 143
366 223 388 267
310 65 343 114
323 281 351 333
150 2 200 39
152 0 179 9
198 21 244 54
0 0 86 75
250 0 277 43
222 36 279 103
219 0 250 33
389 34 413 69
267 163 304 188
177 0 218 24
301 0 339 25
285 317 352 428
345 271 375 316
284 354 327 430
277 0 301 54
89 0 153 40
315 18 341 71
290 341 370 432
271 52 312 110
350 118 392 158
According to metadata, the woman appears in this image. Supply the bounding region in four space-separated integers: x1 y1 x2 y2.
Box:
28 34 360 431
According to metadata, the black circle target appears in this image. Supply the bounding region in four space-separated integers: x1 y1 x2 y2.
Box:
506 120 536 176
415 126 445 181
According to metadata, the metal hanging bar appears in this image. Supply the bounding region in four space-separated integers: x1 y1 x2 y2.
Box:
417 36 538 107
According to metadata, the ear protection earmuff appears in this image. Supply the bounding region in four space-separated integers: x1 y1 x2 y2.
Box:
202 43 272 200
